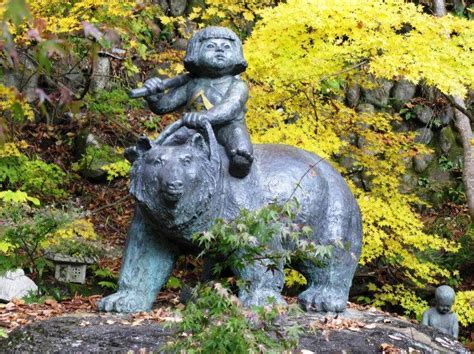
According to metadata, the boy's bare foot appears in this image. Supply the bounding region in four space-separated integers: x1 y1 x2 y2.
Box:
229 148 254 178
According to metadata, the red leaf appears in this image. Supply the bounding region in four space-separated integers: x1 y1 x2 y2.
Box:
35 88 51 104
59 87 73 104
34 18 47 33
26 28 42 41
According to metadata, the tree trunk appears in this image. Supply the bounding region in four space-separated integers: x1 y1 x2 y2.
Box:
433 0 474 218
432 0 447 16
452 97 474 218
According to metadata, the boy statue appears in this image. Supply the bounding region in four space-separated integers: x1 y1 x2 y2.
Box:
142 26 253 178
421 285 459 338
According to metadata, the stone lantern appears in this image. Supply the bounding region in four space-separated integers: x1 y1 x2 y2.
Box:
47 253 96 284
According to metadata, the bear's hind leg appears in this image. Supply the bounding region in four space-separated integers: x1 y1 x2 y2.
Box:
298 201 362 312
98 207 176 313
233 240 286 307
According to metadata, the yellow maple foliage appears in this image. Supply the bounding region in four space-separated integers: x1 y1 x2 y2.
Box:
244 0 473 321
0 84 34 122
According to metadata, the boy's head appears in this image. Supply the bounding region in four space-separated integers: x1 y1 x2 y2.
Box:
435 285 455 314
184 26 247 77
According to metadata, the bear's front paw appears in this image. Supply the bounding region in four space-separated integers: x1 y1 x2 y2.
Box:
298 285 347 312
97 291 151 313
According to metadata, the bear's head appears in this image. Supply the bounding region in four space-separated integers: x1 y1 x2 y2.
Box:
126 133 221 229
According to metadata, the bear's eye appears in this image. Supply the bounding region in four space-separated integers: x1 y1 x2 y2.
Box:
206 43 215 49
223 44 231 50
181 156 192 166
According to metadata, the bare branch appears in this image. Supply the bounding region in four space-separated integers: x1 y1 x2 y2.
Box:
443 93 473 121
318 60 369 83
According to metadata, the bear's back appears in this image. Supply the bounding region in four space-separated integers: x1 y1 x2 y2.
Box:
220 144 352 222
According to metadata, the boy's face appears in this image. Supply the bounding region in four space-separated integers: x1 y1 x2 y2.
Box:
198 38 234 73
436 297 453 314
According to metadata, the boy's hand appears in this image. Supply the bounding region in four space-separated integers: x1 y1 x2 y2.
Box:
183 112 210 128
143 77 164 95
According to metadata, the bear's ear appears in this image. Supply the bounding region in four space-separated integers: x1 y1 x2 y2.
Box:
136 135 152 152
125 136 152 163
124 146 139 163
187 133 210 157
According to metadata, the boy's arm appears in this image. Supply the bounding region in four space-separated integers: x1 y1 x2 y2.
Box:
421 309 430 326
206 79 248 125
145 84 189 115
451 314 459 338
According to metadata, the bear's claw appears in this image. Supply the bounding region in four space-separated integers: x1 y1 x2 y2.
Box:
298 285 347 312
98 291 150 313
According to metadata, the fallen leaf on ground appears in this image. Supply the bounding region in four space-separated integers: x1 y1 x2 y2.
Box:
380 343 403 354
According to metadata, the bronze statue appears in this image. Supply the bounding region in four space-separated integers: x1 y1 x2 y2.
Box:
98 27 363 314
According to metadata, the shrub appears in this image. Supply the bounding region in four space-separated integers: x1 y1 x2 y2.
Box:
0 205 102 282
167 282 301 353
0 142 67 200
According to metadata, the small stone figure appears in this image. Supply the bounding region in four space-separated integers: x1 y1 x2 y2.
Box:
422 285 459 338
143 26 253 178
0 269 38 302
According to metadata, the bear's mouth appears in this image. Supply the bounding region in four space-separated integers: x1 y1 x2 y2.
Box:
162 188 184 202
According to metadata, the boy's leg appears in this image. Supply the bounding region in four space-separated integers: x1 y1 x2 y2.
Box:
217 121 254 178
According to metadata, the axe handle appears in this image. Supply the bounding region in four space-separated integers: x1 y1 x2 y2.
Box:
161 73 192 91
129 73 192 98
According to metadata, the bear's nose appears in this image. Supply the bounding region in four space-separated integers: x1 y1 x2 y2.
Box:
166 180 183 190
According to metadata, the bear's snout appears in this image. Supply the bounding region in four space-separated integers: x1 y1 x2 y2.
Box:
161 179 185 202
166 180 184 190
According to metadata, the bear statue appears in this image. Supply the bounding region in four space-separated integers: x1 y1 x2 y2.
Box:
98 26 362 313
97 120 363 313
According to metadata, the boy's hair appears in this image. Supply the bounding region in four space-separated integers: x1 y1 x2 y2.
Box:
184 26 247 76
435 285 455 303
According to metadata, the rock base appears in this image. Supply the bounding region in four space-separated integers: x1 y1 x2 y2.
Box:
0 308 468 353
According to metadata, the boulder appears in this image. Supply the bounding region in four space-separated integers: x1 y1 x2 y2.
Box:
170 0 188 16
439 126 456 154
73 133 121 182
172 38 188 51
414 127 434 145
399 172 418 194
356 103 375 114
391 119 413 133
0 308 468 353
439 105 454 126
391 79 416 111
413 153 435 173
2 53 38 103
345 83 361 108
157 0 188 16
74 130 100 160
414 105 434 125
0 269 38 302
419 84 443 102
427 169 454 186
361 79 394 108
